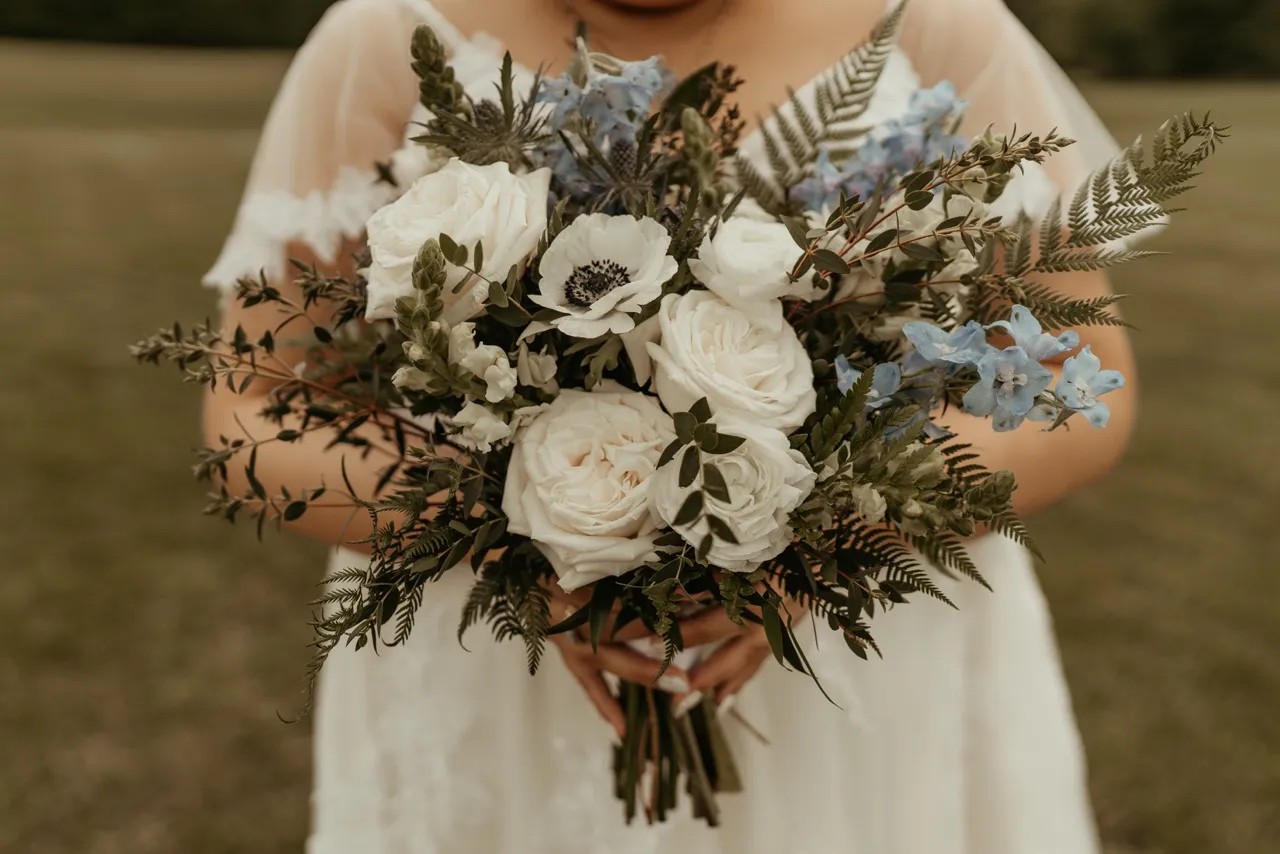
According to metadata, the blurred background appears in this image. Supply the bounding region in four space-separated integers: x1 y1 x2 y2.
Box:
1 0 1276 851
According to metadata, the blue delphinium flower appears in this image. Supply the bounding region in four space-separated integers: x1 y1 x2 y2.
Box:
902 320 988 367
987 305 1079 360
963 345 1053 431
791 149 848 211
1057 345 1126 428
835 355 901 409
791 82 968 211
538 75 583 130
788 81 967 212
577 57 667 145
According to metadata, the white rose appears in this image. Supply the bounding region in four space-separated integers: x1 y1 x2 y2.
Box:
645 291 816 432
688 218 808 330
503 388 675 591
448 322 517 403
453 401 512 453
364 158 550 324
531 213 677 338
651 417 816 571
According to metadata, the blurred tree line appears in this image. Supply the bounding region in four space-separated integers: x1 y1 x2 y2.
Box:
1006 0 1280 77
0 0 1276 77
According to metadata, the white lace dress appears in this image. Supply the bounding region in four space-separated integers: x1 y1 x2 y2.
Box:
205 1 1122 851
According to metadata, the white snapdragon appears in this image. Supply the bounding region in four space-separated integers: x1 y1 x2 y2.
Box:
453 401 512 453
448 322 517 404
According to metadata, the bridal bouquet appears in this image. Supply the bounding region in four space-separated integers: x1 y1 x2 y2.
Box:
135 4 1223 826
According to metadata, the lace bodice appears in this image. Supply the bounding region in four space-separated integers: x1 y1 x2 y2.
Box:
204 0 1120 293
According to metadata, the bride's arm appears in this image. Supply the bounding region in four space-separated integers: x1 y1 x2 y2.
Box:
901 0 1138 514
202 0 422 550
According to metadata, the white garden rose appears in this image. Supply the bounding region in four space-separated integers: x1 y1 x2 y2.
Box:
645 291 817 432
364 159 550 324
531 213 677 338
651 417 816 571
502 387 675 591
688 218 808 330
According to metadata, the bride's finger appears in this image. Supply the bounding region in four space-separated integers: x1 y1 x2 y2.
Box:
713 644 770 702
688 634 765 692
555 639 625 736
592 644 690 692
675 608 750 647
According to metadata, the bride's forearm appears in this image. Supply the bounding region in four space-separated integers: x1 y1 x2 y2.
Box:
201 388 405 553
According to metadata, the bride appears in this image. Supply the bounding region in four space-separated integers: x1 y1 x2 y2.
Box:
204 0 1136 851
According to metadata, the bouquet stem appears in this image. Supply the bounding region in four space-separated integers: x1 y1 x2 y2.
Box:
612 681 741 826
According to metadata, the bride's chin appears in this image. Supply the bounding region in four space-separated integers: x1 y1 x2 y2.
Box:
593 0 709 9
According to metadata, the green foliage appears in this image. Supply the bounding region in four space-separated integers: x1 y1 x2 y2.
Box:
413 44 548 169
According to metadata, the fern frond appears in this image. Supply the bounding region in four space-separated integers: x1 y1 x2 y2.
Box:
1056 112 1226 250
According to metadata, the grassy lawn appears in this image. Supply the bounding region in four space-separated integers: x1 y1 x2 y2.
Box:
1 39 1277 853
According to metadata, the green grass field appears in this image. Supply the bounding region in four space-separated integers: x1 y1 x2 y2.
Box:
1 39 1277 853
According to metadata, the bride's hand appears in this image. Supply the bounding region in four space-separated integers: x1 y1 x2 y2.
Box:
677 599 809 704
547 587 690 737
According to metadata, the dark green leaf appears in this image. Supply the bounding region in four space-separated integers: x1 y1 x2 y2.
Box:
678 446 700 489
674 490 704 526
811 248 851 275
782 216 811 249
905 190 934 210
901 242 945 263
282 501 307 522
673 411 696 443
657 437 684 469
701 464 730 502
689 397 712 423
762 606 786 665
588 578 620 651
704 432 746 455
865 228 898 254
438 233 459 263
705 515 738 544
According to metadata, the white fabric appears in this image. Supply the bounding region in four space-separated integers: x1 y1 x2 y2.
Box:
204 1 1120 851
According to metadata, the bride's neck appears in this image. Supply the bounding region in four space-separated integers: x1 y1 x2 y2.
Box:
564 0 744 60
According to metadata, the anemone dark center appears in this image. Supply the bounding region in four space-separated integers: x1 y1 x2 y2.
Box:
564 260 630 308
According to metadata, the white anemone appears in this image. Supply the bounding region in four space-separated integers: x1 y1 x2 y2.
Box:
532 213 677 338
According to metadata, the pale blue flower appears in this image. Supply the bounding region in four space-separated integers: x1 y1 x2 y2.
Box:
579 57 667 145
902 320 989 367
906 81 965 126
791 149 848 211
963 346 1053 428
789 82 967 212
537 75 583 130
1057 345 1126 428
987 305 1079 360
835 356 901 409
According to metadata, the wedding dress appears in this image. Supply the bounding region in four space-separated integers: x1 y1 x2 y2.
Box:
205 1 1123 851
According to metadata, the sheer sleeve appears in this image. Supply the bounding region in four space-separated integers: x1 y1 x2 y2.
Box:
203 0 423 290
898 0 1120 219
